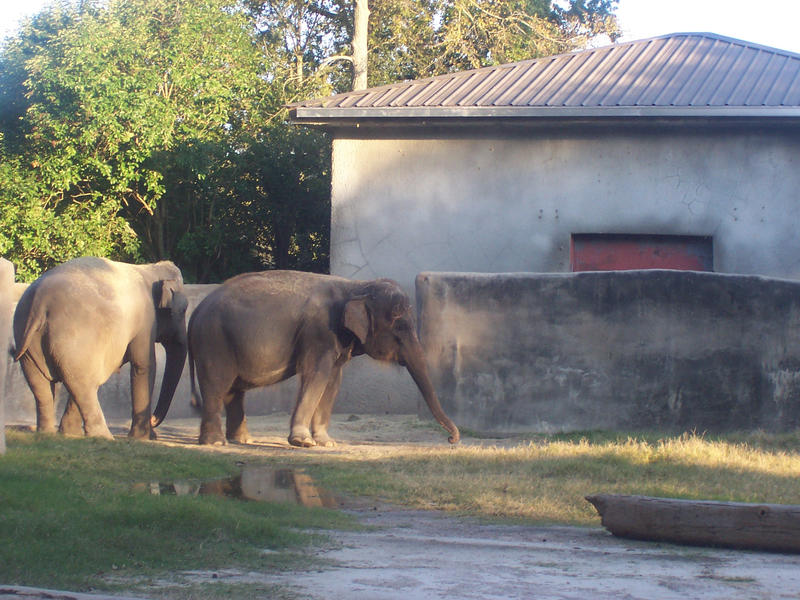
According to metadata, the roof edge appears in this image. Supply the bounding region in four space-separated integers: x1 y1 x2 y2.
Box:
290 105 800 123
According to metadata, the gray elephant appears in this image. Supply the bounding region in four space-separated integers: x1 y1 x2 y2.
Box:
13 257 188 439
188 270 459 447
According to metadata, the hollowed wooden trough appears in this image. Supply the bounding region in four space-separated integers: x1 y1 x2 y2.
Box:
586 494 800 553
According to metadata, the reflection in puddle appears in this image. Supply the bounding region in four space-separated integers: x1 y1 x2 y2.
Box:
136 467 339 508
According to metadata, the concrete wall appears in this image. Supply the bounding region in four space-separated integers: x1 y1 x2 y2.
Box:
417 270 800 434
329 123 800 412
0 259 14 453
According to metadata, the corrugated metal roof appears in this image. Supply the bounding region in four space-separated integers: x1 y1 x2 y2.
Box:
290 33 800 122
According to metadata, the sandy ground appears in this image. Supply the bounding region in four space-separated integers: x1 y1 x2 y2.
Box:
4 414 800 599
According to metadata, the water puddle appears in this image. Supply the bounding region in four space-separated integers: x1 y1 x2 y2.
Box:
135 466 339 508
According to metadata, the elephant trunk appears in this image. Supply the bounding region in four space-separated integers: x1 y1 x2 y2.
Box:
151 340 187 428
401 336 460 444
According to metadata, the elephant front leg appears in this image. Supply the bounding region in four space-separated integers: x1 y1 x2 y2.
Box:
128 343 156 439
310 363 345 448
290 355 338 448
199 407 225 445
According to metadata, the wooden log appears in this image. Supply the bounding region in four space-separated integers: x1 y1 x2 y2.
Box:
586 493 800 553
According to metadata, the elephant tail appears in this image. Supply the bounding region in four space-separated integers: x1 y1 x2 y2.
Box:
188 342 202 412
13 305 45 361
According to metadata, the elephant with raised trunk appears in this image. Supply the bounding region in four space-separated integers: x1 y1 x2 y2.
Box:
188 270 459 447
13 257 188 439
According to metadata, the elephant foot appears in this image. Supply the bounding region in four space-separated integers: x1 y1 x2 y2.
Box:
227 434 253 445
128 424 155 440
199 433 227 446
200 438 226 446
199 420 227 446
58 423 84 437
289 425 317 448
59 428 84 438
313 432 337 448
226 425 252 445
288 434 317 448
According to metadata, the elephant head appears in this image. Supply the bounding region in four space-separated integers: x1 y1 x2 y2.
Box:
150 278 189 427
344 279 460 444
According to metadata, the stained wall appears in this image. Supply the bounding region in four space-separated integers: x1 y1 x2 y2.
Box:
417 270 800 433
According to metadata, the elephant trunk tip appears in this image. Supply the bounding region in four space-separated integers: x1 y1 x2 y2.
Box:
150 413 164 429
437 419 459 444
447 427 460 445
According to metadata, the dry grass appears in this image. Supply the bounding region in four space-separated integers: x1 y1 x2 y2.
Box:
262 422 800 526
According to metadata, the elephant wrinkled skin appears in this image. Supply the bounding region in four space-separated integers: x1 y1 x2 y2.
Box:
13 257 188 439
188 270 459 447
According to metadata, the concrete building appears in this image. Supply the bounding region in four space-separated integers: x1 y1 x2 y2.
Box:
290 32 800 291
287 33 800 427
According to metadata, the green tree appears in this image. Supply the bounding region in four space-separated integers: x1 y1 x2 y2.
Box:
23 0 262 256
0 3 139 281
1 0 335 281
0 0 618 282
291 0 620 87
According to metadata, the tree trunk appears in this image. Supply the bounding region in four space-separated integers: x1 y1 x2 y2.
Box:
352 0 369 90
586 494 800 553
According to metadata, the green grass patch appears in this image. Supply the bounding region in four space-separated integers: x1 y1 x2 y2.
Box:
0 431 353 594
2 426 800 596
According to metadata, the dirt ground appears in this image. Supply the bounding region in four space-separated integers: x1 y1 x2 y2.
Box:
4 414 800 600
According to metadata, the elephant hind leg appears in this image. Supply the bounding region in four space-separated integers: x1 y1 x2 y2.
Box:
198 387 231 445
225 390 252 444
63 382 113 440
59 396 84 436
19 356 58 433
196 366 237 446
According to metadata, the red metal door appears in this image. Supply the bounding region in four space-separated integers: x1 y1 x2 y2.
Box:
570 234 713 272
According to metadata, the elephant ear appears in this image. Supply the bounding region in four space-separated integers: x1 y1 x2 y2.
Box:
157 279 181 309
343 298 370 344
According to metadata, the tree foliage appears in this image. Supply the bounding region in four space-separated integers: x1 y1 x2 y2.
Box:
0 0 617 282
